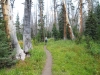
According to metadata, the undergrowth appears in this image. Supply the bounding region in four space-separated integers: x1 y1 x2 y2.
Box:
0 42 46 75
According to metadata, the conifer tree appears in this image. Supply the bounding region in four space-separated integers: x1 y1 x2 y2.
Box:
52 24 59 40
58 5 64 39
85 11 97 40
15 13 22 40
0 20 16 69
94 4 100 40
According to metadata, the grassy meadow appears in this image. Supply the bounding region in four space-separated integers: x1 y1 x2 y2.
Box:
47 39 100 75
0 39 100 75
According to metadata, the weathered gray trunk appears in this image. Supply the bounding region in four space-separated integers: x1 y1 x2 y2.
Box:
30 14 34 37
23 0 32 53
9 24 25 60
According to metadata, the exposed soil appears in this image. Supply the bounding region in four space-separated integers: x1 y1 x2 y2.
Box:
42 46 52 75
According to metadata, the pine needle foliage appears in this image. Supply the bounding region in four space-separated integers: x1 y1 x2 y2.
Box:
52 24 59 40
94 4 100 40
0 19 16 69
85 11 97 40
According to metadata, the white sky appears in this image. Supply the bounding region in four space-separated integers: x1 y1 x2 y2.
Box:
13 0 24 23
13 0 51 23
13 0 100 23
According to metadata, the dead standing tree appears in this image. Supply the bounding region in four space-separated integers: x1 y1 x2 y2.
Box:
1 0 25 60
54 0 56 25
38 0 44 42
79 0 83 35
62 0 75 40
23 0 32 54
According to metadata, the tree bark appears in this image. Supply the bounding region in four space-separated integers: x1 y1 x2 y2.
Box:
79 0 83 35
23 0 32 53
63 0 75 40
54 0 56 24
35 4 37 35
1 0 25 60
10 26 25 60
63 4 67 40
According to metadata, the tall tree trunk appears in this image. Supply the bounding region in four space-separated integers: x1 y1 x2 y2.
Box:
63 0 75 40
23 0 32 53
54 0 56 24
38 0 44 41
40 5 44 41
30 14 34 37
10 27 25 60
79 0 83 35
35 4 37 35
1 0 10 38
63 4 67 40
1 0 25 60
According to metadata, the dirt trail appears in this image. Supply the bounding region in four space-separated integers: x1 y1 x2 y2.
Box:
42 46 52 75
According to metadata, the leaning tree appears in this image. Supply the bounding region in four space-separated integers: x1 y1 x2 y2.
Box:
62 0 75 40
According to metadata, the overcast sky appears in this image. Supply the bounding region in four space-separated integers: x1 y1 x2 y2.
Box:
13 0 100 23
13 0 52 23
13 0 24 23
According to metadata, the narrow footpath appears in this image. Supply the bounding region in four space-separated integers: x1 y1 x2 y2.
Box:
42 46 52 75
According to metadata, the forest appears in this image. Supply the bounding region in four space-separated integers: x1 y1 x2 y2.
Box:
0 0 100 75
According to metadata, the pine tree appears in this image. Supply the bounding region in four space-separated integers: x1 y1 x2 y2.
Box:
0 19 16 69
85 11 97 40
52 24 59 40
94 4 100 40
58 5 64 39
15 13 22 40
16 13 20 33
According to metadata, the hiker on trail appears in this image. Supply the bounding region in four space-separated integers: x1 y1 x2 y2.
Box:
45 37 48 45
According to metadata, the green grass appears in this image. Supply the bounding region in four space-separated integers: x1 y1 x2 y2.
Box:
0 42 46 75
0 39 100 75
47 39 100 75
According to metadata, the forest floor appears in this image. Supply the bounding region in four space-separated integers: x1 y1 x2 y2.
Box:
42 46 52 75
